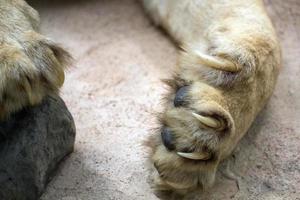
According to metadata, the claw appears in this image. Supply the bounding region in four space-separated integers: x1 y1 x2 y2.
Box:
195 51 241 72
165 180 191 190
192 112 220 129
57 70 65 87
177 152 210 160
23 78 34 104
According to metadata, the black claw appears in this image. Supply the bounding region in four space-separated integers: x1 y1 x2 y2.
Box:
174 86 189 107
161 127 175 151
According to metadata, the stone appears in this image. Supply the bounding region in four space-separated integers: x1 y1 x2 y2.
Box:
0 96 76 200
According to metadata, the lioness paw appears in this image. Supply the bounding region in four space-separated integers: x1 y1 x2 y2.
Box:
150 78 235 192
0 31 71 118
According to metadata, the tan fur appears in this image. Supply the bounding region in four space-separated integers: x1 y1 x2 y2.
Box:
0 0 281 196
143 0 281 194
0 0 71 118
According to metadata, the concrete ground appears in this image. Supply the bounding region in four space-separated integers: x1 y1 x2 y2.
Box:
29 0 299 199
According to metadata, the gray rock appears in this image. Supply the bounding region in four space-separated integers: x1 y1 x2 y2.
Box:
0 96 76 200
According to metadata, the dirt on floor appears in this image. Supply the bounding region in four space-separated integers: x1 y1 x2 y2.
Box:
28 0 299 199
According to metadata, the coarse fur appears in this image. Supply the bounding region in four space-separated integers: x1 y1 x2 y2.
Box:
143 0 281 195
0 0 71 119
0 0 281 197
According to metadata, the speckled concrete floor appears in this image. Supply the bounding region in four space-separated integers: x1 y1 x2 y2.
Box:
28 0 300 199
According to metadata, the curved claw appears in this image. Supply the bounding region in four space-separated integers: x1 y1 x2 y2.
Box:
23 78 34 104
195 51 241 72
192 112 220 129
165 180 191 190
57 70 65 87
177 152 210 160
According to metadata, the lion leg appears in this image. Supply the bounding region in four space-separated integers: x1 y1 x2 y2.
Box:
143 0 281 193
0 0 71 119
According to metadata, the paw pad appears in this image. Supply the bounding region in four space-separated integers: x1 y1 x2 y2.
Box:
174 86 189 107
161 127 175 151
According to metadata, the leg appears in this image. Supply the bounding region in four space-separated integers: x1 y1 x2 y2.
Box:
143 0 281 193
0 0 71 118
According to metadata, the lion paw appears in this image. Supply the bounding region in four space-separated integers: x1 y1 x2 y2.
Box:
150 78 235 193
0 31 71 118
